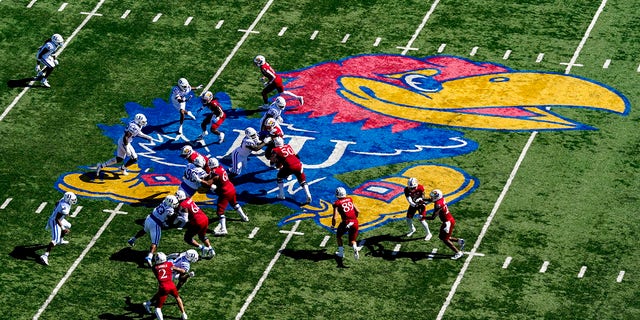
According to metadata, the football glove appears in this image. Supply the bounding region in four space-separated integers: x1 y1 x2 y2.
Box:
195 84 203 90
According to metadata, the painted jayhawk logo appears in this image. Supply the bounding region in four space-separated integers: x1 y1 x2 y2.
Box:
55 54 629 233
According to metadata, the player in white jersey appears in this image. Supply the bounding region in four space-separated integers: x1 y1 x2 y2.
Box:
96 113 154 177
127 195 179 267
178 155 213 197
40 191 77 266
230 127 267 177
34 34 64 88
167 249 198 290
170 77 203 135
259 96 287 131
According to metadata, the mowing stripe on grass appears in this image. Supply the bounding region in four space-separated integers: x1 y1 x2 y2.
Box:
1 0 106 123
33 203 126 320
235 220 301 320
436 2 607 319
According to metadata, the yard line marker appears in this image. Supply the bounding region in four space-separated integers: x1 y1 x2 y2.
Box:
1 198 12 209
27 0 37 8
70 206 83 218
121 9 130 19
310 30 319 40
637 64 640 72
373 37 381 47
58 3 68 11
398 0 440 55
152 13 162 22
539 261 550 273
33 203 125 320
502 256 512 269
2 0 106 123
215 20 224 29
184 16 193 26
279 229 304 236
341 34 350 43
577 266 587 278
617 270 625 282
319 235 330 247
470 46 479 56
503 50 512 60
437 2 607 319
35 202 48 214
392 244 402 256
202 0 278 94
603 59 611 68
236 221 300 320
437 43 446 53
427 248 438 260
536 53 545 63
248 227 260 239
278 27 287 36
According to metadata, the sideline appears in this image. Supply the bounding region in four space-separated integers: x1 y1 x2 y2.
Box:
0 0 106 122
435 1 608 319
33 203 127 320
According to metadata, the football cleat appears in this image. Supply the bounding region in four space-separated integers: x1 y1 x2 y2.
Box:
127 237 136 247
120 166 128 175
277 193 285 200
143 301 152 314
451 251 464 260
354 249 360 260
187 111 196 120
218 132 225 143
424 233 433 241
458 238 465 251
60 239 69 245
41 79 50 88
406 224 416 237
335 251 344 258
96 163 103 175
178 125 183 135
40 254 49 266
240 213 249 222
214 230 228 236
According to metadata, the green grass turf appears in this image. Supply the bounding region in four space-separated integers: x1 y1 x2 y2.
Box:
0 1 638 319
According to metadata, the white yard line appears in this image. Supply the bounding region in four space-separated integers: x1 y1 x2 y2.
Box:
235 221 301 320
1 0 106 122
397 0 440 55
33 203 126 320
436 1 608 319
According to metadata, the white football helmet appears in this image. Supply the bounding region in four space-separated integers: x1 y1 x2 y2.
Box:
178 78 190 91
253 55 266 66
193 155 206 168
163 195 179 208
265 117 277 129
134 113 147 127
63 191 77 205
273 136 284 147
185 249 199 263
245 127 258 140
208 157 219 169
202 91 214 103
430 189 444 201
175 189 187 201
335 187 347 199
181 145 193 158
154 252 167 264
407 177 418 188
51 34 64 46
274 96 286 109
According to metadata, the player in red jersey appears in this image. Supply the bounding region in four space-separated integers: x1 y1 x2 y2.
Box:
331 187 361 260
260 117 285 161
174 190 215 258
253 55 304 109
207 158 249 236
403 177 433 240
142 252 188 320
268 137 312 205
424 189 465 260
194 91 226 145
180 145 211 174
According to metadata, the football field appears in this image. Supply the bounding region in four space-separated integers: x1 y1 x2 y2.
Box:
1 1 639 319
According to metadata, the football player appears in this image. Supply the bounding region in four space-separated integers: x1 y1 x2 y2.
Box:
259 96 287 130
260 117 285 161
179 145 211 174
34 33 64 88
269 137 312 205
331 187 361 260
207 158 249 236
253 55 304 109
167 249 199 290
40 191 77 266
194 91 226 145
127 195 179 267
142 252 188 320
170 77 203 136
96 113 154 176
403 177 433 240
229 127 266 177
174 190 215 258
178 155 213 197
424 189 465 260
